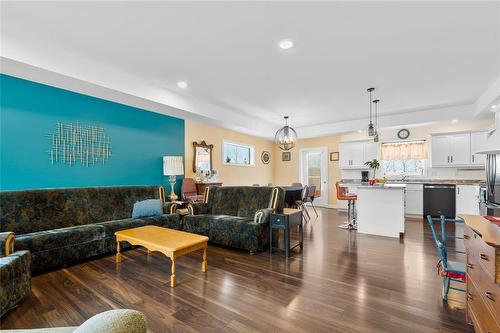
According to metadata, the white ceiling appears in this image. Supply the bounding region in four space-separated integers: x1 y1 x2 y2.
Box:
1 1 499 138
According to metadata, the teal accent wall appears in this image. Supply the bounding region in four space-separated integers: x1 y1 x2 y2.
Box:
0 74 185 191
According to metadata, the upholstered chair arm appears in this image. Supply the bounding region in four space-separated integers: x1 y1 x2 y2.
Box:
254 208 274 224
187 202 209 215
0 232 15 257
163 202 178 214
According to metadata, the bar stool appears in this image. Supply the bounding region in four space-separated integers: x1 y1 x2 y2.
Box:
336 182 357 230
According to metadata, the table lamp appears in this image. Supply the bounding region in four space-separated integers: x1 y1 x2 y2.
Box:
163 156 184 201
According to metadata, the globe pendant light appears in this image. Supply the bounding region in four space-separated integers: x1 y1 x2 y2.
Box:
367 87 375 136
373 99 380 142
275 116 298 151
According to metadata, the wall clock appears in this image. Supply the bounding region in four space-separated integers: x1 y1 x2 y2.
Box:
261 151 270 164
397 129 410 140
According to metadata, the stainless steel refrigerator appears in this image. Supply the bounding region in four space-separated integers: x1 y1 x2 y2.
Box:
484 154 500 216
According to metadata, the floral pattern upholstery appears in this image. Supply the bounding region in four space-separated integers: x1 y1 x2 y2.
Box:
0 250 31 317
184 186 284 252
0 186 180 274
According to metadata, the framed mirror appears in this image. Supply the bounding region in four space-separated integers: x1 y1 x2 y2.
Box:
193 141 214 173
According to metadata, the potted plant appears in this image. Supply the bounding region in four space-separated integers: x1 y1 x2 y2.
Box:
364 159 380 179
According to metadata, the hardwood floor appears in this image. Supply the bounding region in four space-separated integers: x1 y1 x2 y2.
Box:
1 208 473 333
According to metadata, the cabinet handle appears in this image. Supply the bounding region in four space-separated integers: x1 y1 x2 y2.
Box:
480 253 489 261
472 155 475 163
467 292 473 301
485 292 494 301
447 156 450 163
464 234 470 240
467 263 474 269
458 187 460 195
451 156 453 163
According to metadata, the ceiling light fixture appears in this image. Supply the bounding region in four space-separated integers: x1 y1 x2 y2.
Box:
367 87 375 136
279 39 294 50
452 119 459 123
373 99 380 142
275 116 298 151
177 81 188 89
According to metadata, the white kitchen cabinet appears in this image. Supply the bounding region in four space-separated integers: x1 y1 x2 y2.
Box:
405 184 423 216
364 141 378 162
456 185 480 215
470 131 488 166
431 133 471 167
339 141 378 169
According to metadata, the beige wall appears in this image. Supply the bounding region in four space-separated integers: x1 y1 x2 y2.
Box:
274 136 342 207
185 120 275 186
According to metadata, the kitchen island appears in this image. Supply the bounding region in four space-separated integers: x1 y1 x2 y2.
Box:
357 184 406 238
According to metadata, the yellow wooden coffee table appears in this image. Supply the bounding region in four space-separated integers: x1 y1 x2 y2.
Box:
115 225 209 287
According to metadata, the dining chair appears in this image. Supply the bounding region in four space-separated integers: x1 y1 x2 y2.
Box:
295 185 310 222
303 185 318 217
426 215 466 301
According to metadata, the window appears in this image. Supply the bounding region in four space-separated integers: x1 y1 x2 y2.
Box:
380 140 427 177
223 141 255 166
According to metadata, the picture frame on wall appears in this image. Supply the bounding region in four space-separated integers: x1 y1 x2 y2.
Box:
261 151 270 164
330 152 339 161
282 151 291 161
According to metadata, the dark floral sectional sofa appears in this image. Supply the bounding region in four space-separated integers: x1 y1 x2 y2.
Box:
184 186 285 253
0 185 179 316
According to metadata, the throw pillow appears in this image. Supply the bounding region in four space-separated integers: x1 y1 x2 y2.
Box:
132 199 163 218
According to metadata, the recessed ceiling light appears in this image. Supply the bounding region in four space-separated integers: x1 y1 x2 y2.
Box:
357 130 363 133
177 81 188 89
279 39 294 50
492 105 497 109
451 119 459 123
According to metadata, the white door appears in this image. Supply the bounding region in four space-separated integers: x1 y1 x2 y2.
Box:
470 132 488 166
300 147 329 206
450 133 471 166
431 135 451 166
456 185 480 215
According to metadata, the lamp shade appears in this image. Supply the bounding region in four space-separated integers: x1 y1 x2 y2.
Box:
163 156 184 176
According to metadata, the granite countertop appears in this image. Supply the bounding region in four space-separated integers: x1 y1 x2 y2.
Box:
341 179 486 186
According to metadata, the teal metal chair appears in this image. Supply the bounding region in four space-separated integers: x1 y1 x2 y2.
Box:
426 215 466 301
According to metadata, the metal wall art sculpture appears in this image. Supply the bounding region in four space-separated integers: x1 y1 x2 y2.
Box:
47 121 111 166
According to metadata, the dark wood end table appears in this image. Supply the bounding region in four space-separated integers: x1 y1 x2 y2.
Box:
270 208 303 257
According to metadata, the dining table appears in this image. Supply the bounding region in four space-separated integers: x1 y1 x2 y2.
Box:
281 186 304 207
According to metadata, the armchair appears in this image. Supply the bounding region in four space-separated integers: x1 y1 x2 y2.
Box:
0 232 31 317
181 178 204 203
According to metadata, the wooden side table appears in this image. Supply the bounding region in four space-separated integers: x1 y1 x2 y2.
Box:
270 208 303 257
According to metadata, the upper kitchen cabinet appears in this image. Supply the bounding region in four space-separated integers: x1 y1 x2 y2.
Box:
431 133 471 167
470 131 488 165
339 140 378 169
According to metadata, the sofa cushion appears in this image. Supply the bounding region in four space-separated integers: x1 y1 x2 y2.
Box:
208 216 265 251
183 215 212 236
132 199 163 218
97 215 180 238
15 224 104 253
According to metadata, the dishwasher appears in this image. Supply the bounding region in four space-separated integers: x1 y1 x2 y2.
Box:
423 184 456 218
